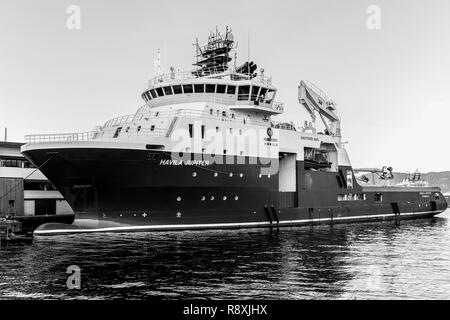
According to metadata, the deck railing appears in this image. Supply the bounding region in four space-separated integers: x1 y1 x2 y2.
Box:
148 68 273 87
25 104 285 144
138 94 283 114
24 132 96 143
24 127 169 144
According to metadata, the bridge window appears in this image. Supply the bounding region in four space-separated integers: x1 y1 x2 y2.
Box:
217 84 226 93
189 124 193 138
238 85 250 101
137 125 142 132
156 87 164 97
173 85 182 94
194 84 205 93
251 86 261 101
227 85 236 94
113 127 122 138
150 125 155 131
260 87 268 97
205 84 216 93
266 89 276 103
183 84 193 93
209 109 213 115
163 86 173 95
143 92 151 102
150 89 157 98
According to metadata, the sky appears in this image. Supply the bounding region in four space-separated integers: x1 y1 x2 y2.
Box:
0 0 449 172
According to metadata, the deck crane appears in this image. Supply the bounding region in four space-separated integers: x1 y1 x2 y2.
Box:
298 80 341 140
353 166 394 185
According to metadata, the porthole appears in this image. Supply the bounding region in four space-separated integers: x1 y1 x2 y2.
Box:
192 172 197 177
239 173 243 178
258 174 262 178
234 196 239 201
229 173 233 177
177 196 182 202
223 196 227 201
268 175 271 179
214 172 218 177
201 196 206 201
210 196 215 201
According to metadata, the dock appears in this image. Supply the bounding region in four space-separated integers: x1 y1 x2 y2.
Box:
0 220 33 244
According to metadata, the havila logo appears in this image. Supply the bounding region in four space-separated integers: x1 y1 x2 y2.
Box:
66 265 81 289
366 5 381 30
169 122 279 175
66 5 81 30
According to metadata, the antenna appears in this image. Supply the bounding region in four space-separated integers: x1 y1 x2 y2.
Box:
154 49 162 77
247 28 250 77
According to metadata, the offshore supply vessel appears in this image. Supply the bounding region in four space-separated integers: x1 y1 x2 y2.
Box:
21 27 447 235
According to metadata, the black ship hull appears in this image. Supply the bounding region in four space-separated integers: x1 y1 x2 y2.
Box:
22 147 448 235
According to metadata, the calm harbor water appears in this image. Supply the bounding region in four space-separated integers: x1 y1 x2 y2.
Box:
1 209 449 300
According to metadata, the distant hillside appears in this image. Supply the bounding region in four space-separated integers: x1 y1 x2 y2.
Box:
356 171 450 194
421 171 450 193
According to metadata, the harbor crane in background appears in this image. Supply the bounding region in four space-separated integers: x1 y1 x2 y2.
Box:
298 80 341 140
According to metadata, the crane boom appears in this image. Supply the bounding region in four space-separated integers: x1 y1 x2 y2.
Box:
298 80 341 137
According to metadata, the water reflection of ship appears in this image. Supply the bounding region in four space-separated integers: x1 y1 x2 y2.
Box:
26 228 354 298
20 215 450 298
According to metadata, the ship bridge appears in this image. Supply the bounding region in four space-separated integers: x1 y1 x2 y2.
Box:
140 72 283 115
140 26 284 116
